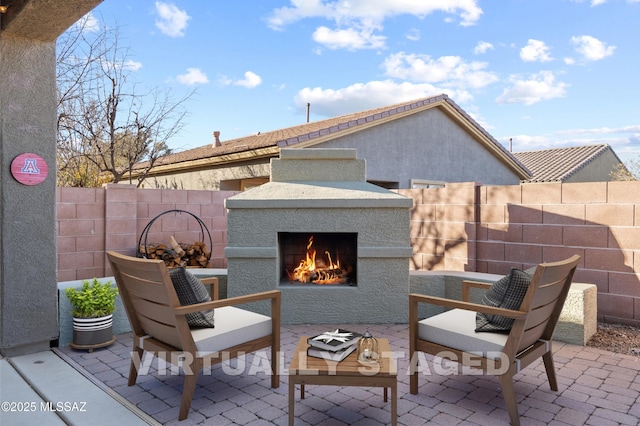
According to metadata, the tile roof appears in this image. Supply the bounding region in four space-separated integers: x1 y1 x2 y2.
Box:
513 144 614 182
139 94 528 178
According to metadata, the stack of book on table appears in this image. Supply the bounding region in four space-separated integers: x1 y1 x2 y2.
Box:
306 329 363 362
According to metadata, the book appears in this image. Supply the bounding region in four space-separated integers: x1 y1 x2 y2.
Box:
307 329 363 352
307 343 357 362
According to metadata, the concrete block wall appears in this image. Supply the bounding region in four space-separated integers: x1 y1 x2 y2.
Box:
399 181 479 272
477 181 640 326
57 187 107 282
57 185 237 281
405 181 639 326
56 180 640 326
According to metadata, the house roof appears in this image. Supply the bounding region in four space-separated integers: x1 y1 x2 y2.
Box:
512 144 617 183
135 94 531 179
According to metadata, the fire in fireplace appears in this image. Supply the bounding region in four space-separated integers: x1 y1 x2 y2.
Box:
279 232 357 286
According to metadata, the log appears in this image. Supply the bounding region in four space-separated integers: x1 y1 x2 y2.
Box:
169 236 185 257
140 240 209 268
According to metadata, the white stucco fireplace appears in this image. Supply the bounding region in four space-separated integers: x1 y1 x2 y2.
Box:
224 148 412 324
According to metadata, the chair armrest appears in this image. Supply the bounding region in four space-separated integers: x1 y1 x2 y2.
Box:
199 277 219 300
462 280 492 302
174 290 281 315
409 293 526 319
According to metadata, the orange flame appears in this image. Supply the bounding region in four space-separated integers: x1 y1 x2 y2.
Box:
288 236 347 284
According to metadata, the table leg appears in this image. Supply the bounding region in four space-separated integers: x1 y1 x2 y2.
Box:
391 382 397 426
300 384 305 399
288 377 295 426
383 387 388 402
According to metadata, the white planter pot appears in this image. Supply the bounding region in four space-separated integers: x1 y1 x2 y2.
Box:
72 314 113 332
71 314 115 350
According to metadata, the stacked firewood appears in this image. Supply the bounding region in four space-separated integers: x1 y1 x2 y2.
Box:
140 236 210 268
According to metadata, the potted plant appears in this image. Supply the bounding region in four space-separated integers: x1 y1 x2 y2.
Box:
65 278 118 351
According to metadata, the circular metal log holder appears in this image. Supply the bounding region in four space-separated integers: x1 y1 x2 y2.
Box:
137 209 212 267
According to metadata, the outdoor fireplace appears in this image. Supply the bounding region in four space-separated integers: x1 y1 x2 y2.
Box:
279 232 357 286
225 148 412 324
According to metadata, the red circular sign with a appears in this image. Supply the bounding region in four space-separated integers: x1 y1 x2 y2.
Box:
11 153 49 186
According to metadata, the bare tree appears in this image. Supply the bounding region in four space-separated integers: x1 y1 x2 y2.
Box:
56 13 193 187
610 158 639 181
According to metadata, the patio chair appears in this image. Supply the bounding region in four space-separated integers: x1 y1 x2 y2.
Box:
409 255 580 426
106 251 280 421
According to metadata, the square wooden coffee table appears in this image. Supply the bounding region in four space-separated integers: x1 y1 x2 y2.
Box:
288 336 397 425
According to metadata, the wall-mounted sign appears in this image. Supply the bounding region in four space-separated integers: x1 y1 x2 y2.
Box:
11 153 49 186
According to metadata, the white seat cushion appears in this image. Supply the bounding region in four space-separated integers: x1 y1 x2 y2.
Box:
191 306 272 354
419 308 508 357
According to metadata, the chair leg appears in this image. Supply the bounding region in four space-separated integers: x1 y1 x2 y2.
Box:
408 306 419 395
409 348 419 394
271 344 280 389
178 371 199 421
128 347 144 386
498 374 520 426
542 351 558 391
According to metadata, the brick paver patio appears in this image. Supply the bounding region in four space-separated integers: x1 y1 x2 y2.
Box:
57 324 640 425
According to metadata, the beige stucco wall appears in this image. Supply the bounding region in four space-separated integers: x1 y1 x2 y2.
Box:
1 33 60 356
0 0 103 356
318 107 521 187
224 149 413 324
565 149 621 183
140 161 269 190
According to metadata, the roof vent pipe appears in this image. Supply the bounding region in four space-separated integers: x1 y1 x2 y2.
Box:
212 131 221 147
306 103 310 123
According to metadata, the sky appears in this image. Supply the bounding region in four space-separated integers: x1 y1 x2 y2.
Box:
77 0 640 164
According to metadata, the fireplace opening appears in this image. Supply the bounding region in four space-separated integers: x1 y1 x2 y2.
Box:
279 232 357 286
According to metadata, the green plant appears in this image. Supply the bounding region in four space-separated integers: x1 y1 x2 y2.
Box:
65 278 118 318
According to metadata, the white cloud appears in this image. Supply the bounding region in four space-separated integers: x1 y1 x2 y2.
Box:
496 71 568 105
75 12 100 33
382 52 499 90
124 60 143 72
218 76 233 86
406 28 421 42
236 71 262 88
267 0 483 29
293 79 473 117
99 58 142 73
155 1 190 37
221 71 262 89
507 134 553 151
571 35 615 61
177 68 208 85
568 0 608 6
473 41 493 55
312 26 386 50
556 125 640 135
520 39 552 62
266 1 483 50
509 125 640 157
